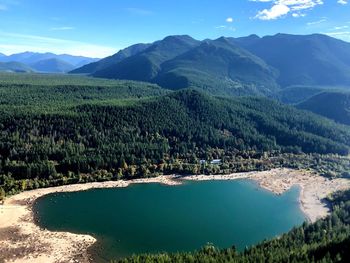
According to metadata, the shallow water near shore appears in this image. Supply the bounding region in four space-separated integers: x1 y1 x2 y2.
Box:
33 180 305 262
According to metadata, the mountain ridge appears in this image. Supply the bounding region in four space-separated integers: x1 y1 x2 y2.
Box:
234 33 350 87
0 51 99 73
93 35 200 82
70 33 350 97
155 37 279 96
29 58 76 73
70 43 151 74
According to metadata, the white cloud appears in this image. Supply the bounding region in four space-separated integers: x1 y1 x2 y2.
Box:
307 18 326 25
215 25 236 31
50 27 75 31
250 0 324 20
323 31 350 42
324 31 350 36
292 12 306 17
333 25 349 30
337 0 347 5
255 4 290 20
0 31 117 57
226 17 233 23
322 22 350 42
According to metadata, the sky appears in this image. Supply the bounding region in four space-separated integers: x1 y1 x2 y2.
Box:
0 0 349 58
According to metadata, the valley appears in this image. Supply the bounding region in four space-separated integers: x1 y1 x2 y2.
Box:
1 31 350 263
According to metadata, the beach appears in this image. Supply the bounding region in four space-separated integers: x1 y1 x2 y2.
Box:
1 168 349 263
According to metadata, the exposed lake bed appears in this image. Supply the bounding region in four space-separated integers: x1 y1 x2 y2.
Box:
1 168 349 263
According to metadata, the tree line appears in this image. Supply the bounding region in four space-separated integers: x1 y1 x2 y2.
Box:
1 88 350 197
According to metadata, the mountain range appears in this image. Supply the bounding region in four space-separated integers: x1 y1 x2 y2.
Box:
2 33 350 126
71 33 350 97
0 52 99 73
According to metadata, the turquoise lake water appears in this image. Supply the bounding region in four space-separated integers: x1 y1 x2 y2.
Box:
33 180 306 261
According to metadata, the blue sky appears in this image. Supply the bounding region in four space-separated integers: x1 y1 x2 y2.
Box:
0 0 349 57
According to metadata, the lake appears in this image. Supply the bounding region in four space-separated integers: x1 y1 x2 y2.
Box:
33 180 306 262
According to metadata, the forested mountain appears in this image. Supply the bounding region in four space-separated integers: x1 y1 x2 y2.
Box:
1 74 350 196
70 43 151 74
71 33 350 97
0 61 34 73
0 73 167 110
93 35 200 81
234 33 350 88
30 58 75 73
298 91 350 125
155 37 278 96
119 189 350 263
89 36 279 96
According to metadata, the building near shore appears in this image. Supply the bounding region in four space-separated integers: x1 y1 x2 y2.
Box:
210 159 222 165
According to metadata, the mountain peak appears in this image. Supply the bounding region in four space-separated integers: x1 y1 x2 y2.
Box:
154 35 199 49
215 36 231 43
162 35 195 42
247 34 260 39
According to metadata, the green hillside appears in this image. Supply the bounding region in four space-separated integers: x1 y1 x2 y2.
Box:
92 36 279 96
69 34 350 97
0 73 168 113
1 76 350 195
156 37 279 96
298 91 350 125
93 35 200 81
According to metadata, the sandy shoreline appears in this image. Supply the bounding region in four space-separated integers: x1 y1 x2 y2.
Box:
1 168 349 263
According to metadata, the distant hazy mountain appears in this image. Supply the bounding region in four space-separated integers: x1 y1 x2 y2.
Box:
0 52 53 64
0 52 99 73
234 33 350 87
0 53 5 58
47 54 99 67
297 91 350 125
30 58 75 73
0 61 34 73
70 43 151 74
